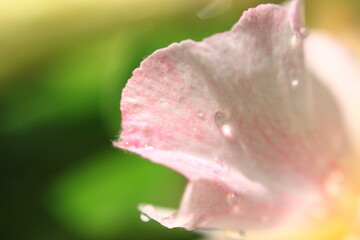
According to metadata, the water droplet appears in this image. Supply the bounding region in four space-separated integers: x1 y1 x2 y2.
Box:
197 111 204 119
221 124 233 138
300 27 309 38
214 111 228 125
227 192 240 205
124 141 129 146
219 160 228 171
144 144 153 150
159 99 169 108
213 156 228 170
140 214 150 222
214 111 234 138
291 28 308 48
291 79 299 87
291 35 300 48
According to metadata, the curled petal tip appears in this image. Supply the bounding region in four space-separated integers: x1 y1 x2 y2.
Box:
287 0 305 38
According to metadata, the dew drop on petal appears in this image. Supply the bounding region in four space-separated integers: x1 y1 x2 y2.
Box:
219 160 228 171
197 111 204 119
300 27 309 38
221 124 233 138
214 111 229 125
140 214 150 222
227 192 241 206
290 35 300 48
214 111 234 138
291 79 299 87
144 144 154 150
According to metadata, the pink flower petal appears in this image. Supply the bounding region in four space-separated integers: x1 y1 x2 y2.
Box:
115 0 347 231
304 31 360 158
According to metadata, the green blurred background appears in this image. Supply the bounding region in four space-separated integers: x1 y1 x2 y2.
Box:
1 0 359 239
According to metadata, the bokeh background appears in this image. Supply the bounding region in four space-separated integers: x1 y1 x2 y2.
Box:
1 0 359 239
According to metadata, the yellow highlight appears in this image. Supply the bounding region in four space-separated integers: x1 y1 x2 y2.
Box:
249 170 360 240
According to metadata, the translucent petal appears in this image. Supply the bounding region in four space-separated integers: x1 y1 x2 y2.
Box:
115 0 347 231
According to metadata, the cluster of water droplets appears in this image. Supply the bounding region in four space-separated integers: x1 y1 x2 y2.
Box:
212 155 228 171
120 123 154 150
122 140 153 150
212 111 234 172
289 27 309 88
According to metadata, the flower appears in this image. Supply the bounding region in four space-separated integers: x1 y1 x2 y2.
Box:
114 0 360 239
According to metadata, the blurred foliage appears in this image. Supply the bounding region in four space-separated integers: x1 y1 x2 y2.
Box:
49 150 188 239
1 0 359 240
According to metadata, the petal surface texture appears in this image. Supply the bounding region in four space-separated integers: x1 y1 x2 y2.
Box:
115 1 347 231
304 31 360 158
